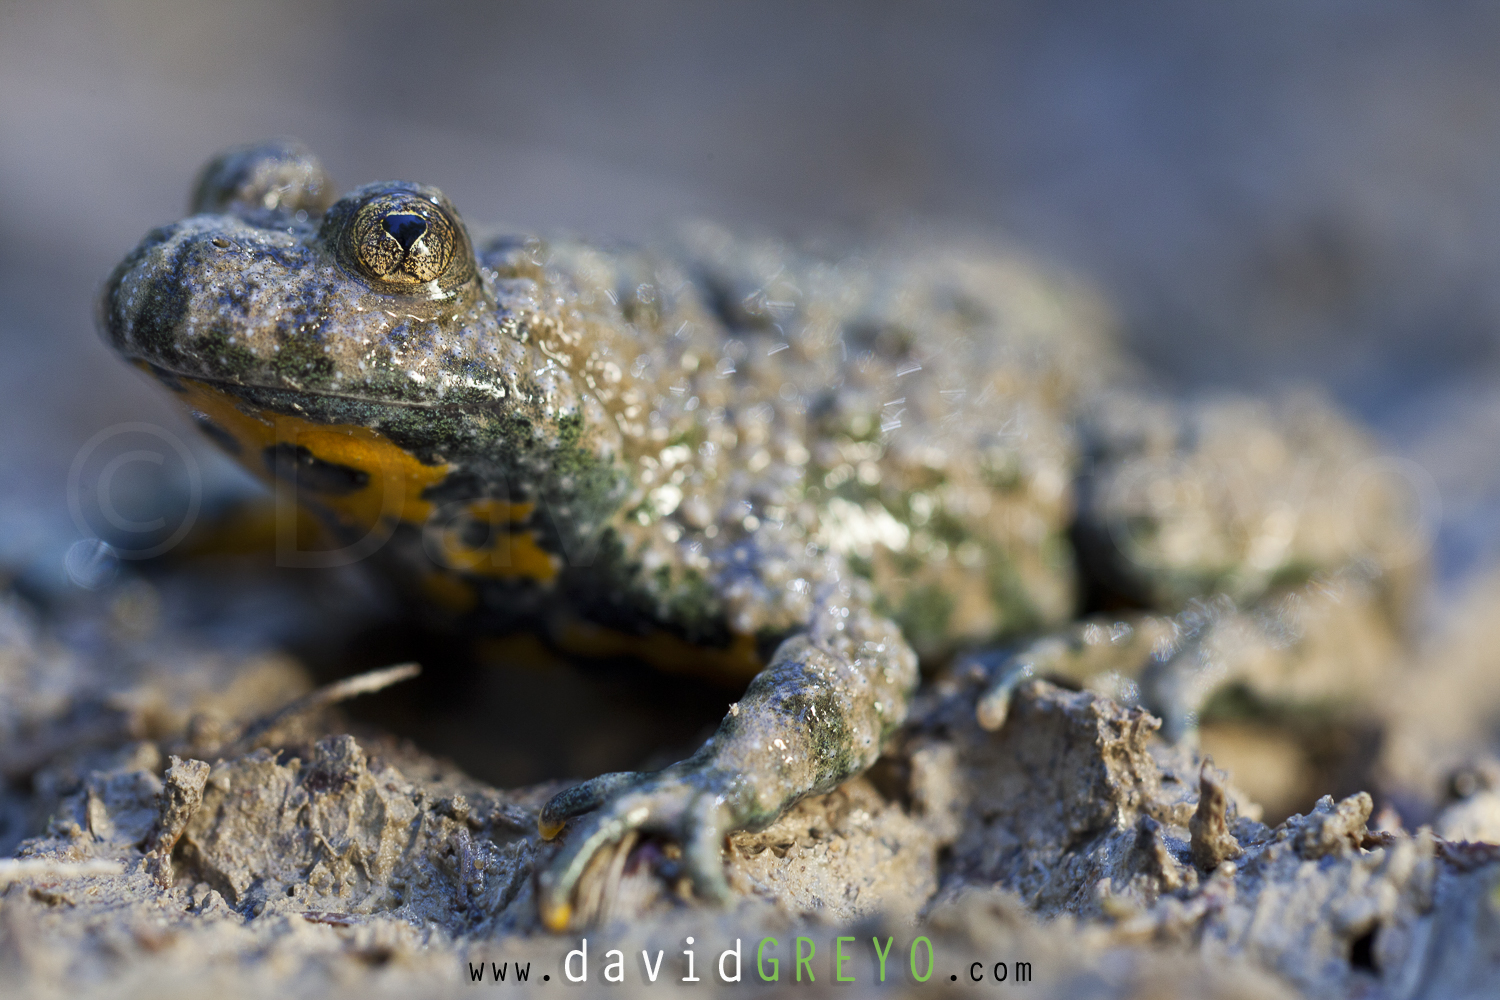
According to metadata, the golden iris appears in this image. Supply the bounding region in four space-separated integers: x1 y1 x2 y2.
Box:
348 194 457 284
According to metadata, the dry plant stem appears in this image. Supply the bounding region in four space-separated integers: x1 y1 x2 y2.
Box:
598 830 639 925
215 662 421 756
0 859 123 885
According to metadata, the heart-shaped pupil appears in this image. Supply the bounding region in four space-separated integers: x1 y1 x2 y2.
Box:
382 213 427 252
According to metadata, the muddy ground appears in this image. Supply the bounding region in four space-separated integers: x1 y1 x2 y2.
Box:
4 554 1500 999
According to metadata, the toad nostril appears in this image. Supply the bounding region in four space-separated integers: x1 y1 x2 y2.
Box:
381 213 427 252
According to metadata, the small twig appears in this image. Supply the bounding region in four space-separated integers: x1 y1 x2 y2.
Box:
0 858 122 886
1 664 422 787
454 827 476 910
300 910 360 927
216 662 421 757
598 830 638 925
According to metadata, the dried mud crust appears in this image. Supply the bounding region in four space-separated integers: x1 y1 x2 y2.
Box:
4 605 1500 1000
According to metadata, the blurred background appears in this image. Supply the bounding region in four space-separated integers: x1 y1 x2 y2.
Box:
3 1 1500 789
5 0 1500 583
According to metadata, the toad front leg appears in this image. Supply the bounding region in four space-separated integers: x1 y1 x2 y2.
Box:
535 584 918 931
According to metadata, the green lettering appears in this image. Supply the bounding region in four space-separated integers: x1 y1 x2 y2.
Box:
757 938 779 982
872 936 894 982
910 937 933 983
835 936 855 982
795 937 816 982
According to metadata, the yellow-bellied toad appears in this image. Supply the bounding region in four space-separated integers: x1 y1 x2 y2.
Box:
99 141 1419 929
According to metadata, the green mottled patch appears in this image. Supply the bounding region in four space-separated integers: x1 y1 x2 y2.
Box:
1267 560 1318 591
980 452 1025 492
985 541 1048 635
1199 684 1347 727
896 583 956 655
270 330 335 386
190 326 259 380
651 565 724 644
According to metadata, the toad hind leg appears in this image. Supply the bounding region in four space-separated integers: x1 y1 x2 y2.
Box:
975 595 1290 743
535 589 918 931
974 615 1177 732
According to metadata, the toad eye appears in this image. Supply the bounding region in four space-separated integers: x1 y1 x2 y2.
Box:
322 181 477 295
348 195 458 284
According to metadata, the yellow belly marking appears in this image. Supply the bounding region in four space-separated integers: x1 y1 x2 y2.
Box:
176 376 448 530
435 498 560 583
166 374 559 583
553 615 763 684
